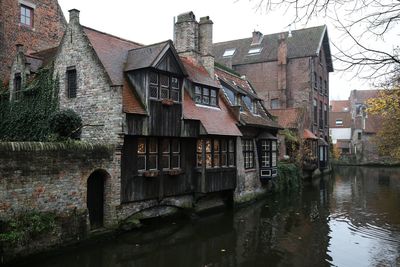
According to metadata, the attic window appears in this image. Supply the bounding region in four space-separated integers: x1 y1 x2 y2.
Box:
248 47 262 54
223 49 236 57
335 119 343 126
194 85 218 107
149 71 180 102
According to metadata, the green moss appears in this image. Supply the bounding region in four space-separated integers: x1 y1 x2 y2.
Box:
215 63 242 77
0 212 56 245
273 163 302 192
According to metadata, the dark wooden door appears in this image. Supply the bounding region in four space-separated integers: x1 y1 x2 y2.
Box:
87 173 104 229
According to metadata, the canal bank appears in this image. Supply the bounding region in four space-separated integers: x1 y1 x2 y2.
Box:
5 166 399 267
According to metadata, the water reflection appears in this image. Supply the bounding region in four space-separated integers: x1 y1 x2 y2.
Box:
13 167 400 267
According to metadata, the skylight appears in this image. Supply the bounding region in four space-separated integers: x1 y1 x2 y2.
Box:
223 48 236 57
248 47 262 54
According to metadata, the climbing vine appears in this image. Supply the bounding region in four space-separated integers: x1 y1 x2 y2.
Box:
0 68 59 141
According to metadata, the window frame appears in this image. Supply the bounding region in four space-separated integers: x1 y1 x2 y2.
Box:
271 98 280 109
20 4 34 28
148 71 181 102
14 73 22 100
223 48 236 57
197 138 235 168
242 139 255 169
194 84 218 107
260 139 277 168
313 98 318 124
66 67 77 98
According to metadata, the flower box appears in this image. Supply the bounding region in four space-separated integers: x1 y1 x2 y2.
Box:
161 99 174 106
143 170 160 177
167 169 184 176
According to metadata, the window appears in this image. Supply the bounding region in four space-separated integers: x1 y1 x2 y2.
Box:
313 99 317 124
223 48 236 57
358 132 362 140
137 138 181 172
324 104 328 126
248 47 262 54
243 96 254 113
335 119 343 126
67 67 77 98
197 138 235 168
242 139 254 169
194 85 218 107
20 5 33 27
319 101 323 129
314 72 318 88
260 140 277 168
271 98 280 109
319 77 323 94
324 80 328 95
14 73 22 100
149 72 180 102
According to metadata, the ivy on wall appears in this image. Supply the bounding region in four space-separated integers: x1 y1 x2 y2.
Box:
0 68 59 141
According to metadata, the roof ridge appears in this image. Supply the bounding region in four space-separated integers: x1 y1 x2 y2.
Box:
82 25 143 46
127 40 171 52
215 64 243 79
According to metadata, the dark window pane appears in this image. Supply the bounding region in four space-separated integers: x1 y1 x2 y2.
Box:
195 86 201 94
149 72 158 85
67 68 77 98
229 140 235 152
161 155 170 169
221 140 227 152
160 74 169 87
203 88 209 96
149 138 157 153
171 90 179 101
171 155 180 168
221 153 227 166
160 88 169 99
195 95 202 104
171 77 179 89
203 95 210 104
137 155 146 170
210 89 216 97
148 155 157 170
213 153 220 167
229 152 235 166
150 85 158 98
172 139 179 153
210 97 217 106
162 139 170 153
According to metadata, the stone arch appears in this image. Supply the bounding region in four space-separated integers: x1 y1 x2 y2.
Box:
86 169 110 229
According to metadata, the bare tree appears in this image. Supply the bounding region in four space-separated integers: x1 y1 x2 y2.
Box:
248 0 400 82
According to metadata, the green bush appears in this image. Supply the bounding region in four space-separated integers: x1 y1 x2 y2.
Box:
49 109 82 140
273 163 302 192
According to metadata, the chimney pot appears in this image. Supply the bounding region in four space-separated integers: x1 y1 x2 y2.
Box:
68 9 80 24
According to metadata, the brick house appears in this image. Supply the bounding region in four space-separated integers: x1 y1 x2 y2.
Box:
213 26 333 170
6 10 280 228
329 100 352 155
0 0 66 83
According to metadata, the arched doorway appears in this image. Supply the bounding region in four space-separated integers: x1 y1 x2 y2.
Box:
87 170 108 229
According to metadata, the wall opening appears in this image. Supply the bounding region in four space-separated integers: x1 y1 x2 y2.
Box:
87 169 108 229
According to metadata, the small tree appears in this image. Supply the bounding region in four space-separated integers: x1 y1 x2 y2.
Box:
49 109 82 140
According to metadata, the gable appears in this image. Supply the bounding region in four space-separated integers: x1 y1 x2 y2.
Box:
155 50 184 76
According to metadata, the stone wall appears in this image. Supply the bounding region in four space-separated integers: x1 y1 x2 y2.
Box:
0 0 66 82
53 10 124 145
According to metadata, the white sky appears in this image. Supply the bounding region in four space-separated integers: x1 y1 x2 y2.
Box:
58 0 390 100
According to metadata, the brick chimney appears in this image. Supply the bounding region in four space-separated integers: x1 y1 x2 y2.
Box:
68 9 80 24
277 32 288 107
174 12 199 60
199 16 214 77
251 31 263 45
174 12 215 77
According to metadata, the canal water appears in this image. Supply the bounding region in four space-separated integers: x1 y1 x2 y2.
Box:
14 166 400 267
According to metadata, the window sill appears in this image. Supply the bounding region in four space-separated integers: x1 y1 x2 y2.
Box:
166 169 184 176
245 168 257 173
139 170 160 178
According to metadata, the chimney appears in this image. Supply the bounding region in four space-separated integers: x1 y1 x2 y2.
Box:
277 32 288 108
251 31 263 45
199 16 214 77
68 9 80 24
174 11 199 58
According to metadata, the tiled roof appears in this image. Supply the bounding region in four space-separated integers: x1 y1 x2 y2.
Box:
330 100 350 112
83 26 142 85
180 57 219 88
122 79 146 115
183 90 242 136
269 108 301 129
303 129 318 140
329 112 352 128
214 25 333 72
215 67 260 99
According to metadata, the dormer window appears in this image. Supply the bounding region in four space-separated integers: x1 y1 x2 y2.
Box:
248 47 262 55
223 49 236 57
194 85 218 107
149 71 180 102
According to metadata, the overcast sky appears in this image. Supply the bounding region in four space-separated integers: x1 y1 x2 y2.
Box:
58 0 384 100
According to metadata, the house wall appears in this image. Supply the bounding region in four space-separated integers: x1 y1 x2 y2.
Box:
0 0 66 82
330 128 351 143
53 10 123 144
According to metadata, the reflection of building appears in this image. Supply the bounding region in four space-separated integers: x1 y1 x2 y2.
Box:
213 26 333 170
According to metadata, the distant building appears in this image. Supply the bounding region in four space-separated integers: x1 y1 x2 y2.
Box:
0 0 66 83
329 100 352 154
213 26 333 170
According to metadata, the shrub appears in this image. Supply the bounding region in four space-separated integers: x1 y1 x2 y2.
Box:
49 109 82 140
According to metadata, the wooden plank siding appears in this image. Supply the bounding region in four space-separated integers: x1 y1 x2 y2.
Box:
149 101 182 136
195 168 237 193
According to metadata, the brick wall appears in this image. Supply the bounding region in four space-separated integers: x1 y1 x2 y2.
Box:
0 0 66 82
